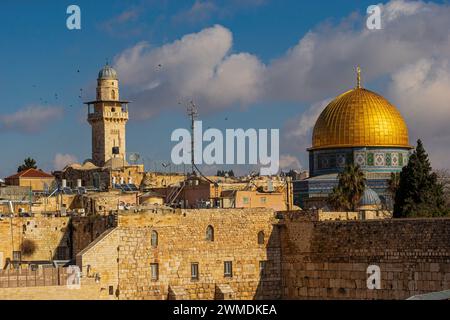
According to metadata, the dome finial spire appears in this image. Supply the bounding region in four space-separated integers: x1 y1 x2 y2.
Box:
356 66 362 89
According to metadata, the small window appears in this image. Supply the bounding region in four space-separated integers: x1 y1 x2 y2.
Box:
260 197 267 204
224 261 233 278
191 263 199 280
111 90 116 100
206 225 214 242
257 231 265 245
151 230 158 248
259 261 267 276
151 263 159 281
111 107 116 112
13 251 22 261
243 197 249 204
109 286 114 295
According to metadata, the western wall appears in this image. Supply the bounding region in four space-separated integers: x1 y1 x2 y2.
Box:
0 209 448 300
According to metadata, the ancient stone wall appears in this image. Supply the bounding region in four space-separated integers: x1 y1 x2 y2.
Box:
281 214 450 299
77 209 282 300
0 216 113 266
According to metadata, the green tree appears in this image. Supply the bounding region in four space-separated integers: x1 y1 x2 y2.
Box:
393 140 447 218
388 172 401 199
328 164 366 211
17 157 37 173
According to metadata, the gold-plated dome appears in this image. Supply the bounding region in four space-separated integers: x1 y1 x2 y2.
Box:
311 71 411 150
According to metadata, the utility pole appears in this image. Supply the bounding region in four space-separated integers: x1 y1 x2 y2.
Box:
187 101 198 175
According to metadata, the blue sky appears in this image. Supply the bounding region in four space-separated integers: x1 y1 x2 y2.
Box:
1 0 449 177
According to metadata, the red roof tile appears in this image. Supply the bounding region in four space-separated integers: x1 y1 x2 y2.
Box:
5 168 54 180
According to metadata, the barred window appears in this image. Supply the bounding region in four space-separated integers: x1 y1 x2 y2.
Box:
191 263 199 280
224 261 233 278
151 263 159 281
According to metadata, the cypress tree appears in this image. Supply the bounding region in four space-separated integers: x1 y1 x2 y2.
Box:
393 139 447 217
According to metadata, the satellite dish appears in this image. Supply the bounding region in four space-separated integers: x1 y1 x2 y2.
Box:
129 153 140 164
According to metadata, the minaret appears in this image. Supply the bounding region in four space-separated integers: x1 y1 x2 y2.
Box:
84 64 130 167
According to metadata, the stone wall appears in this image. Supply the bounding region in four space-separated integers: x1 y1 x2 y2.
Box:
281 213 450 299
0 216 113 266
77 209 282 300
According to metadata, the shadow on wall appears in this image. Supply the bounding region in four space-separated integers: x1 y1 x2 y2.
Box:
51 215 117 262
253 212 284 300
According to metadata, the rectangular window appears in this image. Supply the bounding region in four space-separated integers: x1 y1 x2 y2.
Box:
259 261 267 276
224 261 233 278
243 197 249 205
151 263 159 281
260 197 267 204
191 263 199 280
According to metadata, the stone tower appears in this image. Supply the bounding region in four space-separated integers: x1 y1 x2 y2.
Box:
85 64 129 167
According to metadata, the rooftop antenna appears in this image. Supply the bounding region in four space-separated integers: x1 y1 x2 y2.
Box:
187 101 198 174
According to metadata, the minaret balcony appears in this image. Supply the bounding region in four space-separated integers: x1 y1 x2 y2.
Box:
88 111 129 122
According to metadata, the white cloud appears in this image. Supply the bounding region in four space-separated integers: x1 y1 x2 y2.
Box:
388 58 450 168
278 154 302 171
172 1 219 24
53 153 78 170
114 25 264 118
0 106 63 134
112 0 450 169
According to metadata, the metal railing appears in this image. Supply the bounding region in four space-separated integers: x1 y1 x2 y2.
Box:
0 267 68 288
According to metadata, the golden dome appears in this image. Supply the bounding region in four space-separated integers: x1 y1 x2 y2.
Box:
311 72 411 150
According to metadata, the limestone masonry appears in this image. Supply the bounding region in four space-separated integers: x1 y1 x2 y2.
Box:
0 208 448 300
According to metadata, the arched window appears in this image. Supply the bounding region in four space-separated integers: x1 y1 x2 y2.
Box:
111 90 116 100
257 231 265 245
206 225 214 242
151 230 158 247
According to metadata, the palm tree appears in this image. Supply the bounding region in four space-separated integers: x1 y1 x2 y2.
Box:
329 186 351 211
17 157 37 173
329 164 366 211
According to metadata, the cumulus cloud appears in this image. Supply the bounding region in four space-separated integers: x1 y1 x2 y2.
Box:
0 106 63 134
282 99 331 155
275 0 450 168
115 25 264 118
53 153 78 170
113 0 450 168
388 58 450 168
